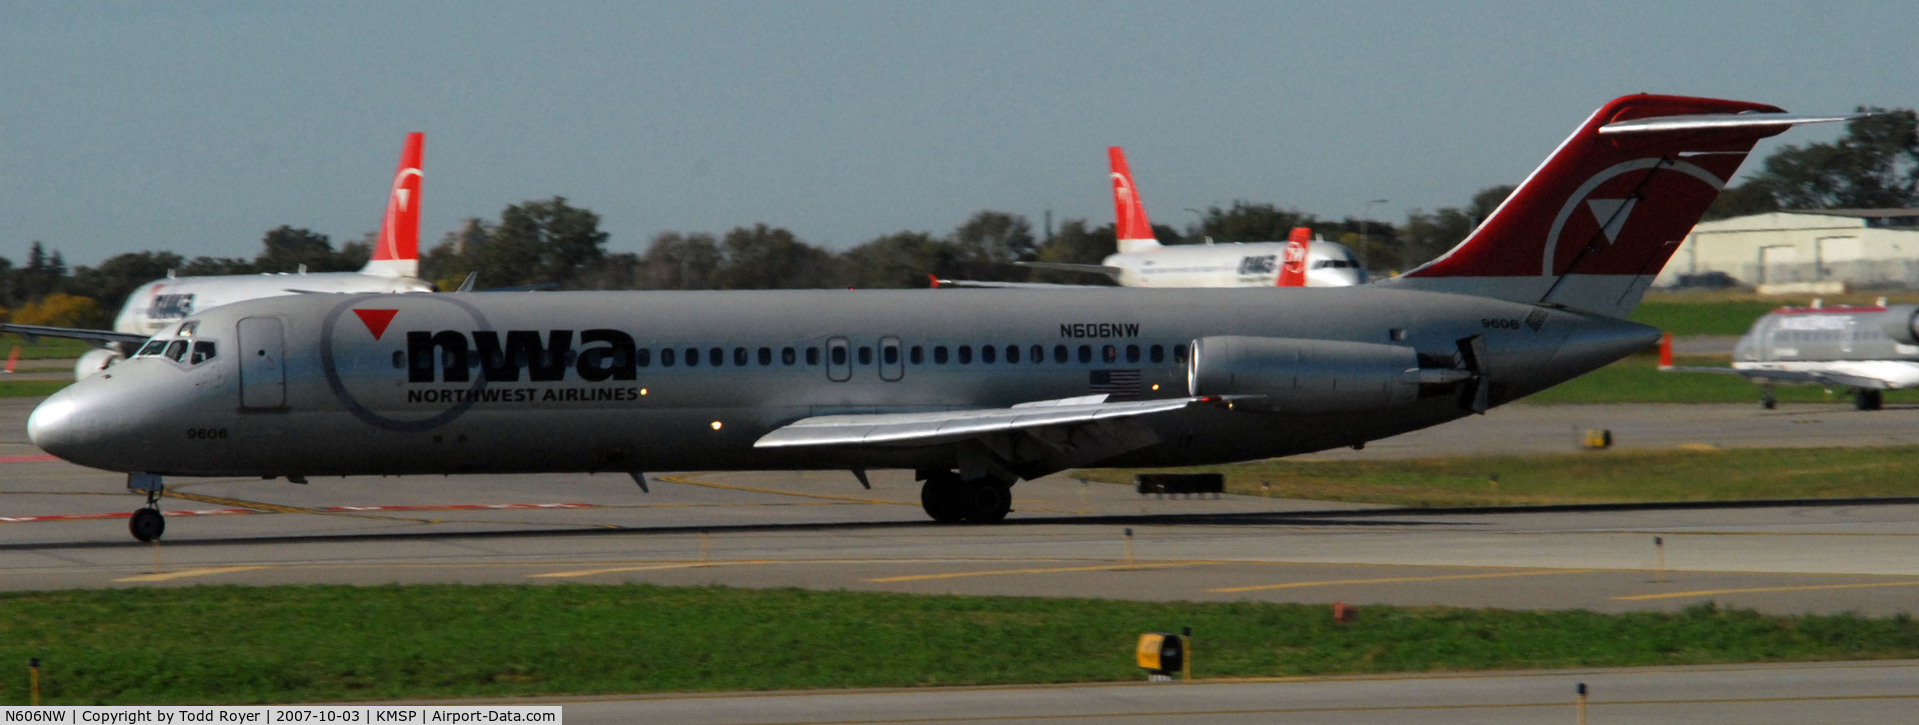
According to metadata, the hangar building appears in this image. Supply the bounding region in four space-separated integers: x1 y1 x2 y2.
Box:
1655 209 1919 290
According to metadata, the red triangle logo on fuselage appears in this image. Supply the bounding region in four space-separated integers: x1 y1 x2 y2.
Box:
353 309 399 340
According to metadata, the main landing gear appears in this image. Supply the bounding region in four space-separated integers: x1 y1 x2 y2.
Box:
127 472 165 542
919 470 1013 524
1759 386 1776 410
1854 389 1885 411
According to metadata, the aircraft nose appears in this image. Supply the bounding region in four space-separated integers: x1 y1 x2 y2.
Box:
28 384 110 462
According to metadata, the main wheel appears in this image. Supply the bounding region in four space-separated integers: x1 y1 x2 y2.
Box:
129 508 165 542
958 479 1012 524
920 475 966 523
1856 390 1884 411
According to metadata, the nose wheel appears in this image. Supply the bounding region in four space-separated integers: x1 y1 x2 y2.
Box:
127 473 165 542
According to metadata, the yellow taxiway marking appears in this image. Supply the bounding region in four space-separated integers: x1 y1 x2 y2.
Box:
656 474 910 506
115 566 270 583
1613 580 1919 601
1208 568 1600 593
865 561 1214 583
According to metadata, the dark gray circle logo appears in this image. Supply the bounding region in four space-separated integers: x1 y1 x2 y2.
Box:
320 293 492 432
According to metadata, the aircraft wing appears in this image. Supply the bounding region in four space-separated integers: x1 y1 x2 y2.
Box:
0 323 149 346
756 394 1239 476
1660 364 1893 390
1013 261 1123 278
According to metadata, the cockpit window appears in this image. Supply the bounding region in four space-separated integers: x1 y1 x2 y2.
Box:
178 321 199 338
164 340 189 362
190 341 217 365
136 340 168 357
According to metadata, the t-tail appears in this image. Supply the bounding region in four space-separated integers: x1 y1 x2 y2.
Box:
360 132 424 279
1109 146 1161 254
1276 226 1311 287
1390 95 1859 319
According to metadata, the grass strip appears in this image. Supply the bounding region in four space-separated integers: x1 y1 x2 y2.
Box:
0 379 71 398
1084 445 1919 507
0 337 92 360
2 585 1917 705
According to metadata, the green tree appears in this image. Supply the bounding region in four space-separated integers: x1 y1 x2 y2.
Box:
66 251 186 314
254 226 356 273
469 197 609 288
1749 108 1919 209
1026 219 1117 285
716 224 834 289
638 231 723 290
838 230 958 289
1195 202 1314 243
1397 184 1515 271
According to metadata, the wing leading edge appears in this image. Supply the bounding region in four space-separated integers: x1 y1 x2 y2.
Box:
0 324 150 346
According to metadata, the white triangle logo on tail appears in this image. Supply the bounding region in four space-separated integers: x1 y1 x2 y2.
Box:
1586 197 1637 244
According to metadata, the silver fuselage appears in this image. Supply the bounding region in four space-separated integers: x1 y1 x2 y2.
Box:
1732 306 1919 388
30 287 1655 478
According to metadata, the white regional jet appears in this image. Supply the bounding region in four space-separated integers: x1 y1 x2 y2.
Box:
1659 302 1919 410
2 133 435 379
937 148 1366 289
24 95 1854 541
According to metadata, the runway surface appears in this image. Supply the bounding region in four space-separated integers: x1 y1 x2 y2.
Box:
9 396 1919 722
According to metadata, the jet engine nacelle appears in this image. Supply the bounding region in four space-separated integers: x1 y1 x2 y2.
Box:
1187 336 1423 414
74 348 123 379
1880 305 1919 344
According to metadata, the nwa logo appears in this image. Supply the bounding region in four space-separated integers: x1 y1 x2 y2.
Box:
405 329 639 383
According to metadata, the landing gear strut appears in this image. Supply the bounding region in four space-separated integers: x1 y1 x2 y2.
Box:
1760 386 1776 410
920 471 1013 524
128 473 165 542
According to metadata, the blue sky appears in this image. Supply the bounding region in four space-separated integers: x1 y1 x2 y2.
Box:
4 1 1916 267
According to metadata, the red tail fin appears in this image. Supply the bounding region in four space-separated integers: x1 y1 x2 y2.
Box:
364 132 423 278
1109 147 1160 254
1277 227 1312 287
1394 95 1851 318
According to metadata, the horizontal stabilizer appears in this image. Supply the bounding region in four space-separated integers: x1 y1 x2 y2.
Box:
1598 112 1867 135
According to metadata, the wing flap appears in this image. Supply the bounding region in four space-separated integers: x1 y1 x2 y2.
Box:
755 395 1219 449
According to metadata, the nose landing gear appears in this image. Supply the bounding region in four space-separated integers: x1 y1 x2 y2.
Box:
919 471 1013 524
127 472 165 542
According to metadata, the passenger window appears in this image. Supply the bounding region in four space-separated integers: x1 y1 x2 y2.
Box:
782 347 797 365
1005 345 1019 364
1103 345 1117 363
190 341 217 365
1054 345 1069 363
910 346 924 364
685 347 699 367
1077 345 1092 364
831 346 848 365
637 348 651 367
1125 344 1140 363
858 347 873 365
734 347 748 366
662 348 676 367
1174 344 1189 363
1150 344 1165 363
981 345 995 364
165 340 189 362
709 348 723 367
883 346 899 364
958 345 972 364
934 346 949 364
758 347 772 366
807 347 821 366
1030 345 1043 363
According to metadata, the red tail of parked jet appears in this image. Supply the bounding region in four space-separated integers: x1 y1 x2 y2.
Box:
1393 95 1857 319
1109 147 1161 254
361 132 424 279
1276 227 1312 287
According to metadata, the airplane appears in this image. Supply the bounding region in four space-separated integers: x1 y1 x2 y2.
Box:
1658 302 1919 410
23 95 1853 541
0 133 434 379
940 148 1367 289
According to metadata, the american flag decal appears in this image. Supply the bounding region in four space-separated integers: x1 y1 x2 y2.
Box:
1089 369 1142 399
